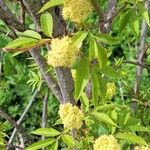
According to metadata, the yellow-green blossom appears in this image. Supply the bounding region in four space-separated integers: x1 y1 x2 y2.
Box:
134 146 150 150
106 83 116 100
47 36 78 68
58 103 84 129
94 135 120 150
62 0 93 23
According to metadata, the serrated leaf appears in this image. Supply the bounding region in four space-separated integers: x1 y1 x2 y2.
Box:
115 132 147 145
128 125 150 132
89 36 98 60
51 141 58 150
39 0 64 13
32 128 61 137
90 66 100 107
3 38 51 52
4 37 38 49
20 30 41 40
40 12 53 37
99 75 107 99
62 134 76 147
93 112 118 127
75 57 89 100
119 9 132 32
97 44 107 68
72 31 88 48
80 92 89 112
94 33 118 45
25 138 55 150
96 104 116 111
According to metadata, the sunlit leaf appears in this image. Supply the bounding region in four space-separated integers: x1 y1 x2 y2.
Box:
39 0 64 13
25 138 55 150
116 132 147 145
32 128 61 137
40 12 53 37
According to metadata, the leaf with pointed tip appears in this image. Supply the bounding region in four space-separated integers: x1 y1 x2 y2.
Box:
40 12 53 37
116 132 147 145
32 128 61 137
38 0 64 13
93 112 118 127
25 138 55 150
62 134 76 147
20 30 41 40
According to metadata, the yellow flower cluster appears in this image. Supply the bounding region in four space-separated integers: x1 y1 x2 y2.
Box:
62 0 93 24
58 103 84 129
134 146 150 150
47 36 78 68
106 83 116 100
94 135 120 150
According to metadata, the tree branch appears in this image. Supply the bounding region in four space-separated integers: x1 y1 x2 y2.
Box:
0 0 25 31
132 0 150 112
29 48 63 102
0 108 27 139
90 0 105 32
104 0 117 32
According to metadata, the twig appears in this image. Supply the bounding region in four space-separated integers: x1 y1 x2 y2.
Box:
0 108 27 137
42 92 48 150
21 0 41 31
123 60 150 70
8 89 38 145
132 0 150 113
0 0 25 31
90 0 105 32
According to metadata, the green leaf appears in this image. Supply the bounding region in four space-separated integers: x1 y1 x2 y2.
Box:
96 104 116 111
100 66 118 78
32 128 61 137
80 92 89 112
20 30 41 40
138 3 150 27
115 132 147 145
75 57 89 100
51 141 58 150
38 0 64 13
119 9 132 32
40 12 53 37
97 44 108 68
62 134 76 147
93 112 118 127
98 75 107 99
130 11 140 37
5 37 38 49
89 36 98 60
25 138 55 150
72 31 88 48
128 125 150 132
94 33 118 45
90 66 100 107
